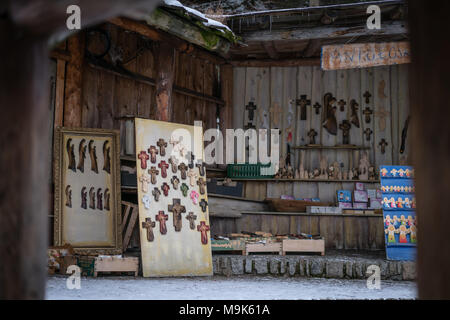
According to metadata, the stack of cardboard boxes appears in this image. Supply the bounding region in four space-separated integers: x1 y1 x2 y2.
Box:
337 183 382 209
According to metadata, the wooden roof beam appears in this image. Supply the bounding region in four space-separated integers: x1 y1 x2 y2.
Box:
262 41 280 60
230 58 320 68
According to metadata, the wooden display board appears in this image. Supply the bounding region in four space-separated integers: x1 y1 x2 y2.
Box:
135 118 212 277
53 127 122 254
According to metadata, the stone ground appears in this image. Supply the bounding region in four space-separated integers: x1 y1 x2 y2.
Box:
46 275 417 300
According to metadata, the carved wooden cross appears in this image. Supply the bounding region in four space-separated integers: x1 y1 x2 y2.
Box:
379 139 388 154
168 199 186 232
199 199 208 212
363 91 372 104
152 187 161 201
186 212 197 230
246 101 257 122
313 102 322 115
339 120 352 145
363 107 373 124
187 168 198 187
364 128 373 141
138 150 150 169
171 176 180 190
157 138 167 156
196 162 205 176
197 178 207 195
158 160 169 178
307 129 318 145
81 186 87 209
169 156 178 173
197 221 210 245
141 217 156 242
161 182 170 197
89 187 96 209
148 166 159 185
155 211 168 235
297 95 311 121
350 99 360 128
181 183 189 197
338 99 346 112
148 145 158 163
97 188 103 210
139 173 151 193
178 163 188 179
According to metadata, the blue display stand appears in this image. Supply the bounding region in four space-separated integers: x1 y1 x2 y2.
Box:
380 165 417 261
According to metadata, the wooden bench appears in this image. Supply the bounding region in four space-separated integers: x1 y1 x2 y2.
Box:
94 256 139 277
282 239 325 256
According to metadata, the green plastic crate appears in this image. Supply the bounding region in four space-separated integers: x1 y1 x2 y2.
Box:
227 163 275 179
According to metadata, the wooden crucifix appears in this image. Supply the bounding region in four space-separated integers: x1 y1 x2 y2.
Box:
178 163 188 179
156 138 167 156
148 145 159 163
364 128 373 141
155 211 168 235
197 221 210 245
168 199 186 232
199 199 208 213
363 107 373 124
197 178 206 195
297 95 311 121
307 129 318 145
142 217 156 242
186 212 197 230
246 101 257 122
171 176 180 190
158 160 169 178
77 139 86 173
139 173 151 193
161 182 170 197
138 150 149 169
350 99 360 128
168 156 178 174
338 99 346 112
379 139 388 154
322 93 337 135
88 140 98 173
187 168 198 187
66 138 76 172
339 120 352 145
152 187 161 201
148 166 159 185
181 183 189 197
375 106 390 132
313 102 322 115
363 91 372 104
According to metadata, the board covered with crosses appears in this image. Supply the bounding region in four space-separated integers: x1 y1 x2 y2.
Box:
135 118 212 277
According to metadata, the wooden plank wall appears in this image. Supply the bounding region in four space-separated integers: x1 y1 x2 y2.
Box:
79 23 221 153
234 65 411 202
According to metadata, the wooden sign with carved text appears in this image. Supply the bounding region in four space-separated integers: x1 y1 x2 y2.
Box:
321 41 410 70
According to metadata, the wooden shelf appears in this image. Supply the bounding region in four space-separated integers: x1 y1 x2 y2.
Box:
293 145 370 150
217 178 380 183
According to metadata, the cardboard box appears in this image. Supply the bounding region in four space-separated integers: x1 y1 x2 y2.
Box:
353 190 368 203
367 189 377 199
355 182 365 191
337 190 352 203
353 202 368 209
338 202 353 209
370 199 382 209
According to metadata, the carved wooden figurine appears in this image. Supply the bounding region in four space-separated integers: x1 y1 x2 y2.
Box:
363 107 373 124
157 138 167 157
178 163 188 180
77 139 86 173
186 212 197 230
65 185 72 208
379 139 388 154
339 120 352 145
66 138 76 172
155 211 168 235
138 151 150 170
81 187 87 209
168 199 186 232
350 99 360 128
364 128 373 141
104 188 110 211
148 145 158 163
141 218 156 242
322 93 337 135
96 188 103 210
152 187 161 201
181 183 189 197
158 160 169 178
187 168 198 187
89 187 96 209
88 140 98 173
338 99 346 112
197 221 210 245
358 152 370 180
199 199 208 213
197 178 206 194
161 182 170 197
307 129 318 145
103 140 111 174
148 167 159 185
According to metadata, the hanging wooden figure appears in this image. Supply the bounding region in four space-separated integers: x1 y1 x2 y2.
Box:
168 199 186 232
186 212 197 230
155 211 168 235
88 140 98 173
322 93 337 135
66 138 76 172
103 140 111 174
77 139 87 173
142 218 156 242
350 99 360 128
197 221 210 245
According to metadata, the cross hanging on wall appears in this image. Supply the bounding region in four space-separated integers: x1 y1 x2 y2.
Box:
245 102 257 122
296 95 311 121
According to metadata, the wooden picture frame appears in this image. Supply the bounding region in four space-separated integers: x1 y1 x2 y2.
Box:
53 127 122 254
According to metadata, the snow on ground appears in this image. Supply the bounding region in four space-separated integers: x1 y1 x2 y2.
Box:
46 275 417 300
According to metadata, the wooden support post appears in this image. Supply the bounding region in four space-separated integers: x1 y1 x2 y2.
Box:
153 41 175 122
220 64 233 167
63 32 85 127
0 21 50 299
408 0 450 299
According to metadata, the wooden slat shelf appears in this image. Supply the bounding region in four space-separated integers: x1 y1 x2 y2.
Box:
241 211 383 218
216 178 380 183
293 145 371 150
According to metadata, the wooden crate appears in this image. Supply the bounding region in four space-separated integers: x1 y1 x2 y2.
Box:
245 242 282 255
94 256 139 277
282 239 325 256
